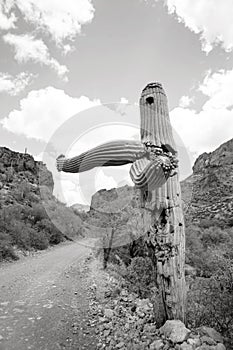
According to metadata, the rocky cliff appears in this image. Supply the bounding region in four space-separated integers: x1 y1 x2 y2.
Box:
0 147 54 206
89 185 136 214
181 138 233 225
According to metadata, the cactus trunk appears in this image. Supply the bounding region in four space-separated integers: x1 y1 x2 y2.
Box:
140 83 186 324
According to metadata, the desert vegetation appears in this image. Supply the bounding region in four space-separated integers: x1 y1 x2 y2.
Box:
0 181 83 261
96 218 233 347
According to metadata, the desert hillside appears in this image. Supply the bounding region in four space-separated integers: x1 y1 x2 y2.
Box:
0 147 83 261
181 138 233 226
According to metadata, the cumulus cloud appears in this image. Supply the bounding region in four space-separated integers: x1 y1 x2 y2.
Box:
1 86 101 142
0 72 34 95
57 169 118 207
163 0 233 53
179 95 193 108
3 33 68 79
62 44 75 56
0 0 94 45
120 97 129 104
170 69 233 160
56 164 131 206
0 0 17 30
18 0 94 44
58 176 81 206
95 169 118 190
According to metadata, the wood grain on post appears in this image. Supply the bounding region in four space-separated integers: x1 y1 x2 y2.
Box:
140 82 186 323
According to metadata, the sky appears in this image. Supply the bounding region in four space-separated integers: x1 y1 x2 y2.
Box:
0 0 233 206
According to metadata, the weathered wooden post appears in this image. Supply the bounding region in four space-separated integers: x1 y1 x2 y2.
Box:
139 82 186 323
103 227 114 269
56 81 186 323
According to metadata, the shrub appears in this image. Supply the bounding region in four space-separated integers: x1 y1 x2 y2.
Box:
199 218 226 229
201 227 230 248
187 258 233 347
28 228 49 250
114 256 155 298
9 221 31 250
0 232 18 261
11 180 31 201
227 217 233 227
186 225 233 276
49 229 64 245
31 203 47 223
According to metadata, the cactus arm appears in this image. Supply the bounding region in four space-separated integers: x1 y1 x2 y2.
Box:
56 140 145 173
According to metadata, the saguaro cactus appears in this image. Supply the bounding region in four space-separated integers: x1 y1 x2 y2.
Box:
139 82 186 323
56 82 186 323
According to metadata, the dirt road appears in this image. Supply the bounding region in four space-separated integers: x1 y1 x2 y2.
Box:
0 239 98 350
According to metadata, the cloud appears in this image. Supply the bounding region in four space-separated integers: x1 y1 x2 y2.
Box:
0 0 17 30
170 69 233 160
179 95 193 108
1 86 100 142
62 44 75 56
163 0 233 53
58 169 119 207
0 72 34 95
199 69 233 109
3 33 68 79
120 97 129 104
1 0 94 45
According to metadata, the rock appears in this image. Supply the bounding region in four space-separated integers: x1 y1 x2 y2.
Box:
121 289 128 296
150 339 164 350
104 308 114 318
196 345 215 350
143 324 157 334
187 337 201 347
136 308 145 318
197 326 223 343
135 298 152 311
180 342 193 350
201 336 216 345
215 344 226 350
116 341 125 348
163 343 171 350
104 291 111 298
103 322 111 329
0 335 3 341
159 320 190 343
103 329 111 337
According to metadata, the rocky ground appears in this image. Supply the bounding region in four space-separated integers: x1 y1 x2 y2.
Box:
0 238 228 350
88 258 227 350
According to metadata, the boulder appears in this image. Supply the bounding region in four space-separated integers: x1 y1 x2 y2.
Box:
150 339 164 350
201 336 216 345
180 342 193 350
197 326 223 343
215 344 226 350
159 320 190 343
